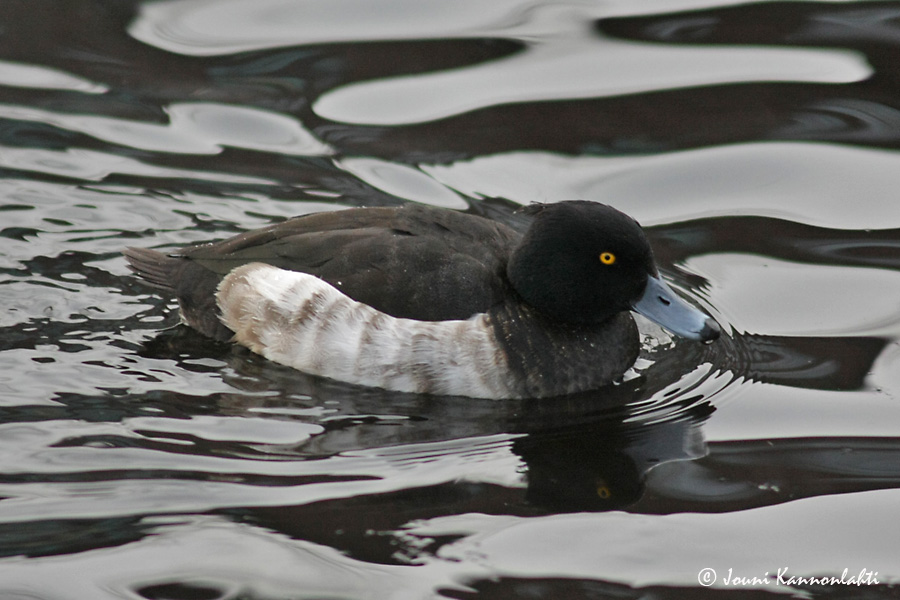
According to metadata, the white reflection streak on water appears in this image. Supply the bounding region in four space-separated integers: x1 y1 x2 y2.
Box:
0 426 524 522
410 489 900 587
314 40 871 126
129 0 810 52
687 254 900 337
422 143 900 230
0 60 108 94
336 157 468 209
0 103 333 157
0 146 272 183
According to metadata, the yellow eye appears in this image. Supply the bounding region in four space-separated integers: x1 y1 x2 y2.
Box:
597 484 612 499
599 252 616 265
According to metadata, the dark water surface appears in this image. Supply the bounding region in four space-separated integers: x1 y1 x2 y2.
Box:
2 1 900 598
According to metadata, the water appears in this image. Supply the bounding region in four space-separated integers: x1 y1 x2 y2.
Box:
1 0 900 598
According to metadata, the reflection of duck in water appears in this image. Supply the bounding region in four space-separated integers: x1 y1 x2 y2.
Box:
231 399 713 566
125 201 718 398
514 401 713 512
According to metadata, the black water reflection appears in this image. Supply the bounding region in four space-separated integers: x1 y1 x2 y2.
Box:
719 334 886 390
598 1 900 63
650 217 900 273
637 436 900 515
0 517 149 559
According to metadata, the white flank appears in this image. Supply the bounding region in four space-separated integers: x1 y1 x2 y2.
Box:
216 263 516 398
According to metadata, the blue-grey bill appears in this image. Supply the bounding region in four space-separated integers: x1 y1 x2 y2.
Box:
631 275 721 342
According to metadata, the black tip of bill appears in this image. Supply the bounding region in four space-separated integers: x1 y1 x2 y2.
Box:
631 274 720 343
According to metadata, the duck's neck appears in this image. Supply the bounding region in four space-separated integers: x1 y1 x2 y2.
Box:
487 302 640 398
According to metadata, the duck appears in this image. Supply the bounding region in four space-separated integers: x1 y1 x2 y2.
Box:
124 201 719 399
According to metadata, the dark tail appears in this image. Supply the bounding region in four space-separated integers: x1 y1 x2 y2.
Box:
123 247 234 341
123 247 182 292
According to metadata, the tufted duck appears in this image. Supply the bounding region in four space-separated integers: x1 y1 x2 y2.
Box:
124 201 719 398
